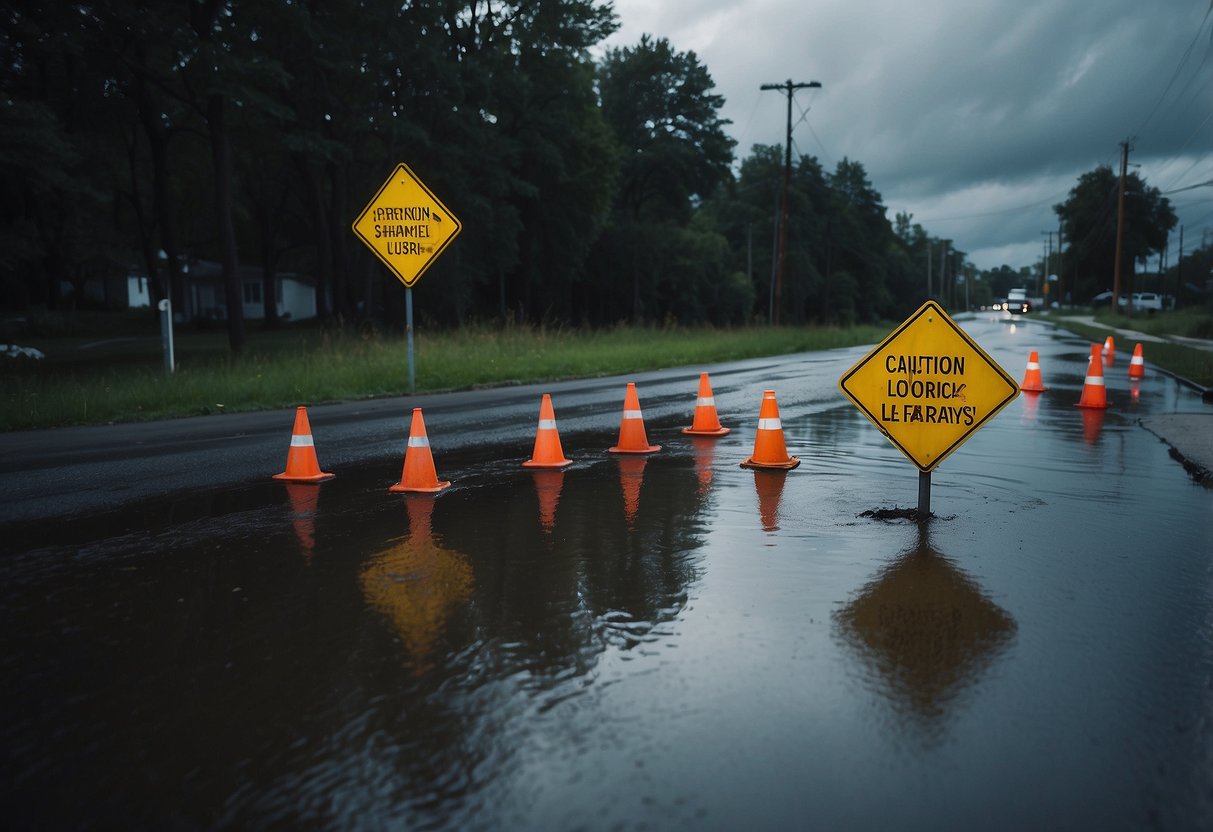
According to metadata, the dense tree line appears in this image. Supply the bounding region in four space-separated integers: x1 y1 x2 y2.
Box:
3 0 948 350
4 2 1190 355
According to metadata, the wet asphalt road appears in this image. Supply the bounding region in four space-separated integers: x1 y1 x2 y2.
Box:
2 312 1212 830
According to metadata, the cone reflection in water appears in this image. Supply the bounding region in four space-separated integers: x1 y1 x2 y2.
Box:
284 482 319 560
1018 351 1047 392
1128 343 1146 379
754 470 789 532
531 469 565 535
690 436 717 498
617 455 648 529
1075 344 1108 409
1019 391 1041 426
359 497 473 675
390 407 451 493
273 406 334 482
681 372 730 436
522 393 572 469
740 390 800 470
1081 406 1106 445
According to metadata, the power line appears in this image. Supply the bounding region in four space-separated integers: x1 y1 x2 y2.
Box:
1132 1 1213 137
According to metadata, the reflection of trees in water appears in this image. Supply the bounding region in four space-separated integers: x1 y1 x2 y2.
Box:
359 497 474 675
834 529 1016 738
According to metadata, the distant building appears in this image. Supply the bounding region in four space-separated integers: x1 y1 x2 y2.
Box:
127 257 318 322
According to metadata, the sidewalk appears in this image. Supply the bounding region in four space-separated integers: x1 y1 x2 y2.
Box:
1061 315 1213 353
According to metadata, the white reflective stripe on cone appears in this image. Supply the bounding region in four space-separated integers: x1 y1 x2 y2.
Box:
538 419 557 430
696 397 715 407
1026 362 1040 370
1083 376 1105 386
623 409 643 419
757 418 782 430
290 435 315 447
408 436 431 447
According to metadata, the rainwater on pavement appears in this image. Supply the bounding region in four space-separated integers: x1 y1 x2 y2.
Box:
3 314 1212 830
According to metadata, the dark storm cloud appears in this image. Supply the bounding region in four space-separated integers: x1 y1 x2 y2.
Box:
604 0 1213 268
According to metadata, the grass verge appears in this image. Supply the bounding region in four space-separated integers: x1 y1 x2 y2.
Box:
1 323 890 431
1054 318 1213 389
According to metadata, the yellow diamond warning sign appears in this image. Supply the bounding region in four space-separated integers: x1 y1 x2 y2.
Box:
838 301 1019 472
352 163 462 288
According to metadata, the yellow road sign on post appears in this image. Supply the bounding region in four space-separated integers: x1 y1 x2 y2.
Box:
839 301 1019 472
352 163 462 288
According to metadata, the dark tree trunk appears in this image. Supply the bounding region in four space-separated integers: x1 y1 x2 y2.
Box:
296 158 332 322
207 93 244 354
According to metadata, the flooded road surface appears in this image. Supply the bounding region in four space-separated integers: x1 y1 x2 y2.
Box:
3 314 1212 829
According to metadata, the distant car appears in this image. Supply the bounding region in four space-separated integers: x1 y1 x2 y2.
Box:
1005 288 1030 314
1090 291 1128 308
1133 292 1162 311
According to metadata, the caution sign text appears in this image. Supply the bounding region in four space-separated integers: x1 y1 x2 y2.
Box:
839 301 1019 471
352 163 462 288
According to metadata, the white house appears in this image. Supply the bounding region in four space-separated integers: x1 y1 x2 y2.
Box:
127 257 318 322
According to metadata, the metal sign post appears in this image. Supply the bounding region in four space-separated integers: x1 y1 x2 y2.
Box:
157 298 175 374
405 287 415 393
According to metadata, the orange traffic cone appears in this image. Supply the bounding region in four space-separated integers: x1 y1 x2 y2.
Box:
1102 335 1115 365
1076 344 1108 409
1128 343 1146 380
1019 351 1048 392
681 372 730 436
609 382 661 454
273 406 334 482
390 408 452 493
522 394 572 469
740 390 800 470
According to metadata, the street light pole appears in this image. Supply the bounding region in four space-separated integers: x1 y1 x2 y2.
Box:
760 79 821 325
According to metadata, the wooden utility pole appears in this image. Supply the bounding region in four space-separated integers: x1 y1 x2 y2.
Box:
761 79 821 324
1113 139 1132 313
1176 225 1184 309
927 241 933 299
1057 220 1064 306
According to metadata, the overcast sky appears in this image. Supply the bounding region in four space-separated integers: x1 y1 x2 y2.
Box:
600 0 1213 273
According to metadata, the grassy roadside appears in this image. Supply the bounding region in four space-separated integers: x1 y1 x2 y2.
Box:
1 322 890 431
1049 313 1213 389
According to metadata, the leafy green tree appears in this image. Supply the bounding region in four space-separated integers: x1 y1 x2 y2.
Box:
1054 165 1176 304
596 35 735 322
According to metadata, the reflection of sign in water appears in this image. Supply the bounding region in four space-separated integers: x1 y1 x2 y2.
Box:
839 301 1019 471
359 498 473 672
834 536 1016 725
351 163 462 288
